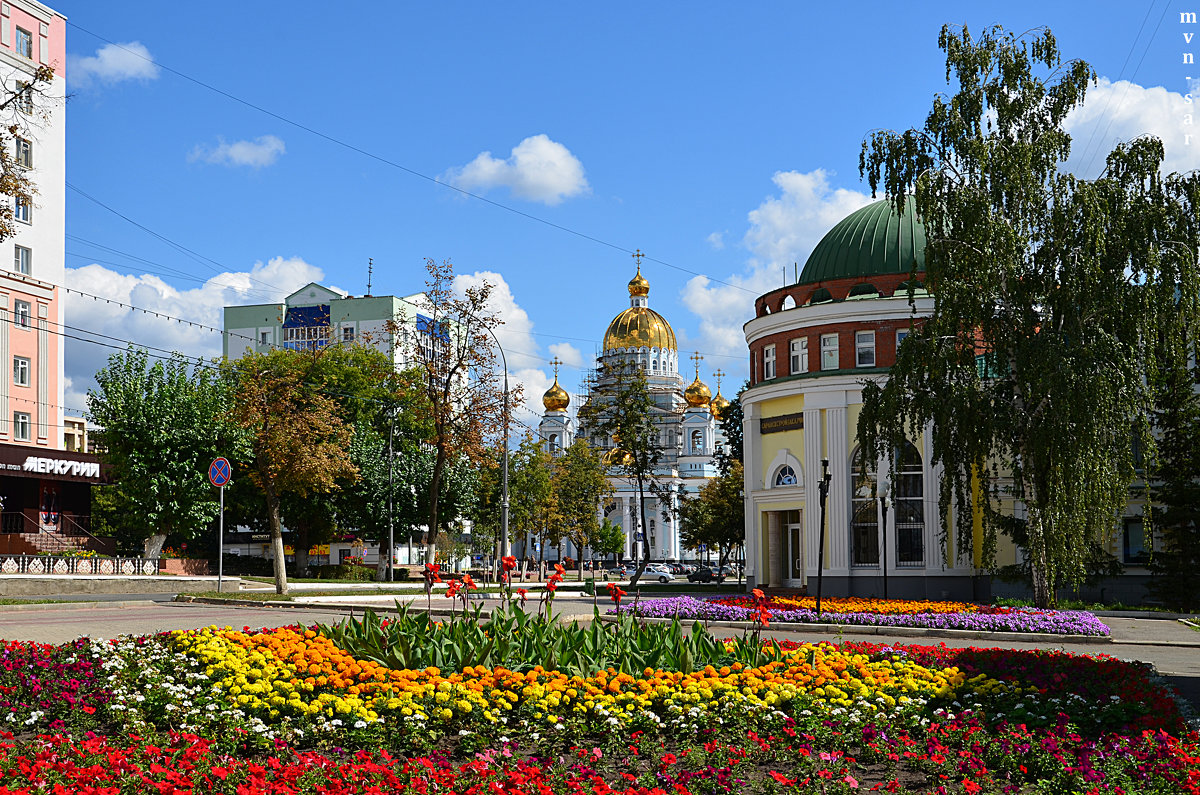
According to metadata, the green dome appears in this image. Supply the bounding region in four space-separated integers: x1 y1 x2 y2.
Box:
798 199 927 286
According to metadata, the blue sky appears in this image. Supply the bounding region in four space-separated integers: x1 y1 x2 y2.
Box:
57 1 1197 432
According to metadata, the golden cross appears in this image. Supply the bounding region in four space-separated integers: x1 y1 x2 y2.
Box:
690 351 704 378
632 249 645 267
549 356 563 378
713 368 725 392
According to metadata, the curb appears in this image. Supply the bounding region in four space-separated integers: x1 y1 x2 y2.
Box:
596 614 1114 645
176 595 493 619
1092 611 1200 621
0 599 159 612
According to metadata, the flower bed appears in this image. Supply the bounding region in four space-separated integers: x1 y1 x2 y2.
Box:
615 595 1112 636
0 610 1195 793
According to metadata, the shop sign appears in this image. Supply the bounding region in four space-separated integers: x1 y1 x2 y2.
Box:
760 412 804 434
22 457 101 478
0 444 104 482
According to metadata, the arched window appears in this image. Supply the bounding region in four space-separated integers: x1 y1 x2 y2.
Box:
774 465 798 487
895 441 924 565
549 434 559 453
809 288 834 305
850 446 878 565
690 429 704 455
781 294 797 310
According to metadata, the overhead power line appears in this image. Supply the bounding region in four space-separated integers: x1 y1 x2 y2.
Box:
66 24 756 297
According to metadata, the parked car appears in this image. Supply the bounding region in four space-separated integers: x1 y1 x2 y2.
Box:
607 564 672 583
687 566 725 583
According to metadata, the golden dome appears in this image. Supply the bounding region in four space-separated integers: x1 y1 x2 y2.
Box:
542 377 570 411
628 265 650 297
604 447 634 467
709 391 731 419
603 308 678 352
684 376 711 408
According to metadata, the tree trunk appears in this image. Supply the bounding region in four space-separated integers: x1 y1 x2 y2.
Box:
1029 521 1054 609
143 533 167 559
376 537 391 582
424 541 437 565
292 522 310 579
263 478 289 596
427 446 446 553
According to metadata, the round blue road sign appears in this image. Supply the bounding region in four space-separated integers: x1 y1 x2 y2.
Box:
208 457 231 487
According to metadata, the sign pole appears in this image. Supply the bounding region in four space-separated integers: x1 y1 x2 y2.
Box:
218 484 225 593
209 457 232 594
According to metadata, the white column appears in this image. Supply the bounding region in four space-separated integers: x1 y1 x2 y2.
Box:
742 400 761 580
804 408 823 576
825 408 850 571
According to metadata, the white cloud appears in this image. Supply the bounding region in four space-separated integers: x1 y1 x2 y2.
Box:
451 270 586 427
1063 77 1195 177
548 342 582 369
681 169 874 366
444 134 590 205
64 256 324 412
68 42 160 89
189 135 286 169
706 232 725 250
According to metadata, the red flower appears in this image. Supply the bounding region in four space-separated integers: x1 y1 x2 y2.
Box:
501 556 517 572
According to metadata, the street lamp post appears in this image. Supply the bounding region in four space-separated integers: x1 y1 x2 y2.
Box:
879 484 891 600
387 406 395 582
815 457 832 616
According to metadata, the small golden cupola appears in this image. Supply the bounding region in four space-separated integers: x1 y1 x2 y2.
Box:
683 351 712 408
542 356 570 412
709 367 730 419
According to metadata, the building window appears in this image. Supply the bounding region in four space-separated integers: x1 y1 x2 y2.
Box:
13 412 29 441
13 300 30 328
895 441 925 566
14 138 31 169
342 326 354 343
12 356 28 387
820 333 839 370
14 27 31 58
790 337 808 374
774 465 797 487
896 328 909 352
850 446 879 565
14 196 30 224
763 344 776 379
548 433 559 453
13 244 30 275
259 331 269 345
1123 517 1148 565
690 429 704 455
15 82 32 114
856 330 876 367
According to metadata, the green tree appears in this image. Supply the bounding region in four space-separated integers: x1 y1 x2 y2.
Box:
224 349 356 595
1147 356 1200 611
87 349 242 558
579 363 661 585
590 517 626 567
395 259 518 562
679 461 745 570
551 440 613 579
509 435 555 563
856 25 1200 607
713 381 746 477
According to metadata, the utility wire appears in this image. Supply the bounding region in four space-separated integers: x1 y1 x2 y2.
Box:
66 24 756 296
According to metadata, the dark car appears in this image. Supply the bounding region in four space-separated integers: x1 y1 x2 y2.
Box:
687 566 725 583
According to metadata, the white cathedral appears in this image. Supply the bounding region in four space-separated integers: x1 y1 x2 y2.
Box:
534 260 729 563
